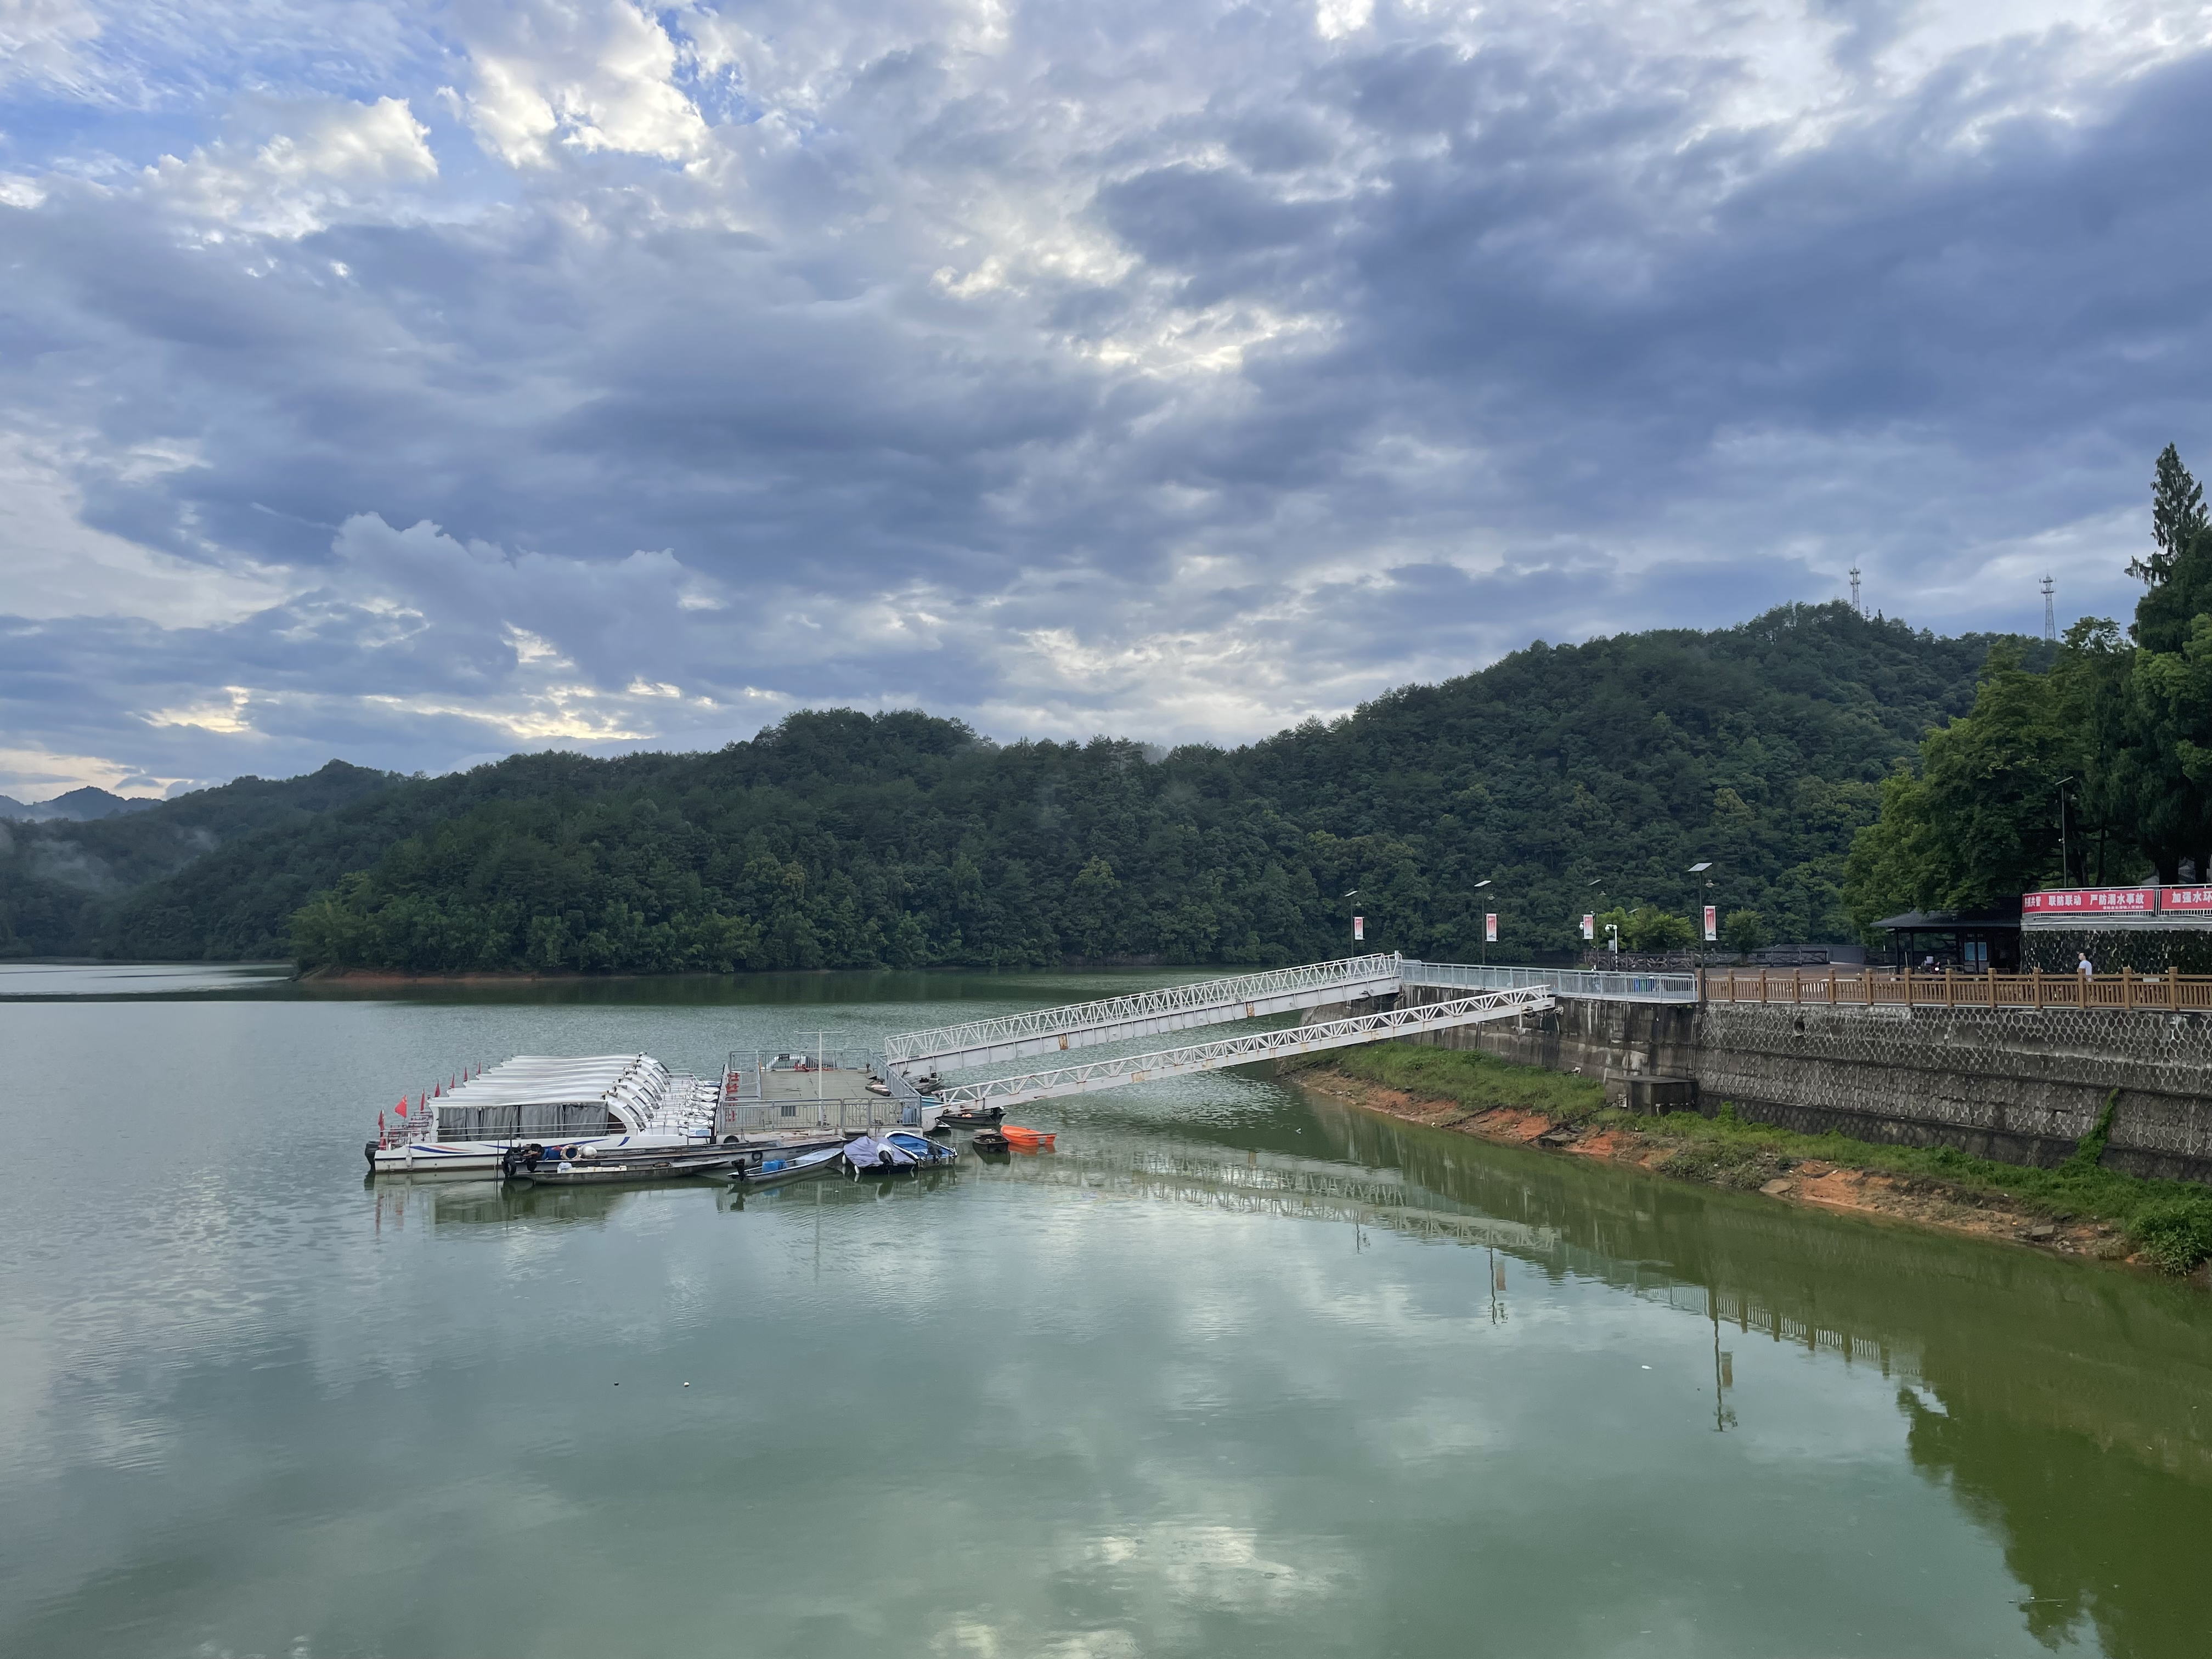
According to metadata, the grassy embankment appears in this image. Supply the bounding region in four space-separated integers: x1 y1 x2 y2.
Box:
1309 1043 2212 1274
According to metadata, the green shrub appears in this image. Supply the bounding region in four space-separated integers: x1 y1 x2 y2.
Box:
2128 1198 2212 1274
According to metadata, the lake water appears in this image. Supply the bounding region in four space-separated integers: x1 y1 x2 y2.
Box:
3 966 2208 1658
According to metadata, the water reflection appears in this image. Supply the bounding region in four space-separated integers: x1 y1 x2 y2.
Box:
8 978 2210 1659
1289 1088 2212 1659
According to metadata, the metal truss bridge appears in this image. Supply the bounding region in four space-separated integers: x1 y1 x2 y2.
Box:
879 953 1694 1117
917 986 1553 1112
883 952 1406 1074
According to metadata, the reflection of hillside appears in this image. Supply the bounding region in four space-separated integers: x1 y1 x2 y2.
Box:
1904 1389 2212 1659
1276 1088 2212 1658
1297 1091 2212 1488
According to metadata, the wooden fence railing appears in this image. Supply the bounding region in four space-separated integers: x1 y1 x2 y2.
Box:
1701 967 2212 1012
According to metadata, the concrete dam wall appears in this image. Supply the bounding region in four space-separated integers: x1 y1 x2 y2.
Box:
1368 986 2212 1186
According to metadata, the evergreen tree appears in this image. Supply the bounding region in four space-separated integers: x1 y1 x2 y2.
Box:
2130 444 2208 585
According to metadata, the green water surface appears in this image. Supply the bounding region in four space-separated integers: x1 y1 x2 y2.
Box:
1 966 2207 1658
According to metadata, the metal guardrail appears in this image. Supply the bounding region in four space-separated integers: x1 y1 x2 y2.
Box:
1704 967 2212 1011
889 956 1404 1065
929 986 1553 1109
1399 960 1700 1003
884 953 1406 1069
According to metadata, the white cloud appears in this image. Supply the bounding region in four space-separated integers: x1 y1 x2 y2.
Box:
459 1 714 167
143 95 437 238
0 0 101 94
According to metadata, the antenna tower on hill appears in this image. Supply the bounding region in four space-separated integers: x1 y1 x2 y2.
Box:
2042 574 2055 642
1848 566 1861 616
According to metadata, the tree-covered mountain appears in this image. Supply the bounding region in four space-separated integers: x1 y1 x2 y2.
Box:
0 763 399 956
0 786 163 823
1 603 2025 970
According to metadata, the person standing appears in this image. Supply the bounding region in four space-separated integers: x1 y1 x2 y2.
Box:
2077 951 2095 980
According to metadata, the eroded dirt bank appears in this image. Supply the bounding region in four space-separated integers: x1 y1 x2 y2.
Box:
1297 1065 2195 1273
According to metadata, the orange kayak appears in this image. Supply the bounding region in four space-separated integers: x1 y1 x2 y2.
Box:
1000 1125 1056 1149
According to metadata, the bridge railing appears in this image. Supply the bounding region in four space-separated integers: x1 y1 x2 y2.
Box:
931 986 1551 1109
1399 960 1700 1003
1703 967 2212 1010
883 952 1404 1066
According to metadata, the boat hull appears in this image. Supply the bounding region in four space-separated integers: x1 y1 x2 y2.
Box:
510 1149 748 1185
731 1145 844 1187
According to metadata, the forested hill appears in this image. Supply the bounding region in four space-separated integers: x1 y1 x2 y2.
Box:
0 604 2028 970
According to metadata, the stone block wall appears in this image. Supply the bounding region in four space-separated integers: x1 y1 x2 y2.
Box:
1379 984 2212 1184
1692 1003 2212 1181
1385 988 1700 1082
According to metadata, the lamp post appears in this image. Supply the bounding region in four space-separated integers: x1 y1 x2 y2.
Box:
1342 890 1361 949
1474 878 1493 965
1690 860 1714 952
2056 777 2074 885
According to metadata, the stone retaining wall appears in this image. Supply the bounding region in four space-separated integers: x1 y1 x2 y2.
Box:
1382 985 2212 1184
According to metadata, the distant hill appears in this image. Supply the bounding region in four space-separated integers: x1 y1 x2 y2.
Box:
0 605 2034 968
0 761 398 956
0 786 163 823
19 604 2026 968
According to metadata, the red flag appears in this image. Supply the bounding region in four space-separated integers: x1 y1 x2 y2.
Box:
433 1081 441 1098
396 1097 408 1119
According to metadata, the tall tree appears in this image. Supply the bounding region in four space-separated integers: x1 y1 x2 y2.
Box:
1843 644 2089 929
2130 443 2209 585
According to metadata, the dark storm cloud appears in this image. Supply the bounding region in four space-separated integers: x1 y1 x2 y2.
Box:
1 1 2208 797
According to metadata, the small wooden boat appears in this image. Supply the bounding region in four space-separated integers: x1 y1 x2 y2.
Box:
727 1144 843 1187
969 1129 1011 1155
503 1139 749 1184
936 1105 1005 1128
1000 1125 1055 1150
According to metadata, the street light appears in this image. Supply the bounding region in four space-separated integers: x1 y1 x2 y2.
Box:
1474 878 1494 964
2055 778 2074 885
1690 861 1714 947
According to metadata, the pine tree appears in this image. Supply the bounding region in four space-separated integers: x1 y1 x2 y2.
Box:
2131 443 2209 584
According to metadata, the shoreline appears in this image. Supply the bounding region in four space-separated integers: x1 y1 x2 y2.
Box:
293 961 1187 986
1297 1063 2210 1282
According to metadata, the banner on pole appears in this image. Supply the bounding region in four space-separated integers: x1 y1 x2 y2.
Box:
1581 913 1594 942
1353 915 1364 941
1703 905 1717 943
1484 912 1498 944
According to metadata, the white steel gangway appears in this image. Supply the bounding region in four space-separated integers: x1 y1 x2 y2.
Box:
884 952 1406 1076
922 986 1553 1112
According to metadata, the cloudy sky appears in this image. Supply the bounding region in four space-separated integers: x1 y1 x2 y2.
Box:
2 1 2209 799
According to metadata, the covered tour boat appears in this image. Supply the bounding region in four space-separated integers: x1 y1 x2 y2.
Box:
366 1054 720 1176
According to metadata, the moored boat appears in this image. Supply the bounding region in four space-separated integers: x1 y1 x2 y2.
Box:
729 1144 844 1186
936 1105 1005 1128
501 1137 751 1185
367 1054 721 1176
842 1130 958 1174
